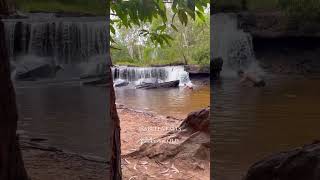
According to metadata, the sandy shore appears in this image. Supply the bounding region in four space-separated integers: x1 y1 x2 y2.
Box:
21 105 210 180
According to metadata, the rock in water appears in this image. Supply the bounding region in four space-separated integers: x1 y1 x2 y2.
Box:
114 79 129 87
245 141 320 180
135 80 180 89
15 62 62 81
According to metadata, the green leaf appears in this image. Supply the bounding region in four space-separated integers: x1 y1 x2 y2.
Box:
110 25 116 34
171 24 179 32
196 11 206 22
178 10 188 26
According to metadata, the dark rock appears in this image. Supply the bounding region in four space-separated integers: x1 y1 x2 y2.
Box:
114 79 129 87
185 65 210 79
237 11 320 39
245 141 320 180
211 57 223 80
82 77 108 86
135 80 180 89
179 107 210 133
15 62 63 81
30 138 48 142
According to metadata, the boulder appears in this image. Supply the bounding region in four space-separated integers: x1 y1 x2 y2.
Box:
245 141 320 180
114 79 129 87
179 107 210 133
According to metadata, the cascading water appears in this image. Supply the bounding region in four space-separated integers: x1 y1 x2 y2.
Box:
112 66 192 86
212 13 262 74
3 13 108 80
5 13 192 85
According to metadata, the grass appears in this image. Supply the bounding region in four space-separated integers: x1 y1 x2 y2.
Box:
16 0 106 16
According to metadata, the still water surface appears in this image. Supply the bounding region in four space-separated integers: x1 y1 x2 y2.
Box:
212 73 320 180
115 84 210 119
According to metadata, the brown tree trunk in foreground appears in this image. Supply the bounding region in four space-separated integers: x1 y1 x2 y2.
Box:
106 5 122 179
0 9 29 180
108 66 122 180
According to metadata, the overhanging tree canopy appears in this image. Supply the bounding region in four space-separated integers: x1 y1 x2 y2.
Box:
110 0 210 46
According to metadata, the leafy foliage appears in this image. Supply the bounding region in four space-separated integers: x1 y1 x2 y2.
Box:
111 8 210 66
111 0 210 46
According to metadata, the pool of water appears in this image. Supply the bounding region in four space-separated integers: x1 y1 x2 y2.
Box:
212 72 320 180
115 82 210 119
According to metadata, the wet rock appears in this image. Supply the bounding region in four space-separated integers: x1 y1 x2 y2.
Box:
245 141 320 180
135 80 180 89
185 65 210 79
82 77 109 86
211 57 223 80
30 138 48 142
114 79 129 87
15 62 63 81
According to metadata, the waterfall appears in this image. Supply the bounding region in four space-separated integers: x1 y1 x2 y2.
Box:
212 13 261 74
112 66 192 86
3 14 108 65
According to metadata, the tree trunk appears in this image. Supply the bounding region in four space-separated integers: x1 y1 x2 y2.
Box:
0 10 29 180
106 5 122 180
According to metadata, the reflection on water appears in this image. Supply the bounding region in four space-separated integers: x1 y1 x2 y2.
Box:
212 73 320 180
16 81 110 159
16 80 209 158
115 84 210 119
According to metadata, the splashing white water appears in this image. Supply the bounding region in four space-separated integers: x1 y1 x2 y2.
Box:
112 66 192 86
3 16 108 64
212 13 264 76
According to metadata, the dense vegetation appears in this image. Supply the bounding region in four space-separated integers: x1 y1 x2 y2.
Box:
111 9 210 66
111 1 210 66
15 0 106 15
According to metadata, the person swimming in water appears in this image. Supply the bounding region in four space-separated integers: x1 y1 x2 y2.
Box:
238 70 266 87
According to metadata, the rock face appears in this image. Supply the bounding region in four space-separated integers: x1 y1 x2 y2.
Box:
238 11 320 38
185 65 210 79
245 142 320 180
